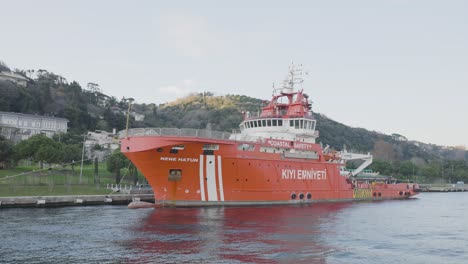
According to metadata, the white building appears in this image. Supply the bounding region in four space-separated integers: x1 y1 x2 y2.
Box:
0 111 68 143
0 71 30 87
84 130 120 161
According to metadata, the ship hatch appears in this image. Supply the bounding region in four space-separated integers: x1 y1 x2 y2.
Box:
168 169 182 181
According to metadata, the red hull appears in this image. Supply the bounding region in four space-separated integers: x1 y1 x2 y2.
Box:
121 136 418 206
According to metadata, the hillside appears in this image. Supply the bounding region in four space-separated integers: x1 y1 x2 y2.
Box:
1 61 467 182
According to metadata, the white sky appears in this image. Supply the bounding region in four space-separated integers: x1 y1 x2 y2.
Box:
1 0 467 147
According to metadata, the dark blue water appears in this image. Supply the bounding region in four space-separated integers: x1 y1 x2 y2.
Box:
1 193 467 263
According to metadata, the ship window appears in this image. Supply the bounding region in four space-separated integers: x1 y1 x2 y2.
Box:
305 120 310 130
295 120 300 129
168 169 182 182
272 119 277 126
290 120 294 127
258 120 262 127
203 144 219 150
300 120 304 129
267 119 271 126
238 144 254 151
254 121 258 127
278 120 283 126
262 120 266 127
311 121 316 130
249 121 253 128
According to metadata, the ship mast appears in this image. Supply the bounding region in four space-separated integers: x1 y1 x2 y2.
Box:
273 62 304 95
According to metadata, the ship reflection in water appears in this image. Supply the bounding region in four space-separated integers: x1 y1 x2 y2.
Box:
2 194 468 263
128 203 350 264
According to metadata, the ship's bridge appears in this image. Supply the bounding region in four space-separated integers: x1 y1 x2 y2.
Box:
233 116 319 143
230 62 320 143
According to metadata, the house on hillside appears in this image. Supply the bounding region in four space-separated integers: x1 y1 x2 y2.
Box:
0 112 68 143
84 130 120 161
0 71 30 87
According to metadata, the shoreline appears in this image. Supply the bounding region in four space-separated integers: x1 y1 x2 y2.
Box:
0 194 154 208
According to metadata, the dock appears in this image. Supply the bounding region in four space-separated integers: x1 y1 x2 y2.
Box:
417 184 468 192
0 194 155 208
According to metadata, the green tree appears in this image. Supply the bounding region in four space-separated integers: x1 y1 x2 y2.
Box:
13 134 62 169
399 160 417 177
107 150 127 183
0 135 14 167
62 144 81 173
370 160 394 175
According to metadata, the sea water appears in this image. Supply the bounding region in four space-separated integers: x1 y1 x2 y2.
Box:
1 192 467 263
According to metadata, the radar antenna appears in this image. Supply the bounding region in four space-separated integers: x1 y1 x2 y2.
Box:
272 62 305 95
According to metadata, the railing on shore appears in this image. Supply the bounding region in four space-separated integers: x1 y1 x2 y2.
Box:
119 128 233 141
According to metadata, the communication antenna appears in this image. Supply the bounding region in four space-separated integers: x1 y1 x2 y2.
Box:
282 62 304 93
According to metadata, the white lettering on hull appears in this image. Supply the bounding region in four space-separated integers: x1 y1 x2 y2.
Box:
281 169 327 180
160 157 199 162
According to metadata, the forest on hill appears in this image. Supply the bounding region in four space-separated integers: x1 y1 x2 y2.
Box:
1 61 467 183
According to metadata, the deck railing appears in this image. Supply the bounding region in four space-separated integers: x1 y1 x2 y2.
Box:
118 128 233 141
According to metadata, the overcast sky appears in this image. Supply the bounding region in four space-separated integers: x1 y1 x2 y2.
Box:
1 0 467 147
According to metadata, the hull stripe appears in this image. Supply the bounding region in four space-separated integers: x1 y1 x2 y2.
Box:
217 155 225 201
206 155 218 201
199 155 206 201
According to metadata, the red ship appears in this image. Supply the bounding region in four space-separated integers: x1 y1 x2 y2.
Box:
121 63 418 206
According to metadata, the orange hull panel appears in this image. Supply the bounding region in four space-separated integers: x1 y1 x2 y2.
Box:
121 136 417 205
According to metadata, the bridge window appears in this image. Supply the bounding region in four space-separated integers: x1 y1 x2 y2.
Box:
254 121 258 127
290 120 294 127
262 120 266 127
300 120 304 129
258 120 262 127
295 120 300 129
273 119 277 126
267 119 271 126
278 119 283 126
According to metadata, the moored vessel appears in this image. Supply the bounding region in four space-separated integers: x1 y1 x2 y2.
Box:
120 63 418 206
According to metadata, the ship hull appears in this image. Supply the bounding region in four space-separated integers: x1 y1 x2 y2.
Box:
121 136 418 206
